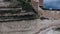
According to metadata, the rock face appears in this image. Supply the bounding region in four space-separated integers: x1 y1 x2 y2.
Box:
0 19 60 34
0 19 40 34
37 20 60 34
40 10 60 20
31 0 38 12
0 0 17 7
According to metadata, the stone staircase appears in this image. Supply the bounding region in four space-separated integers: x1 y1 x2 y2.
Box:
0 0 37 22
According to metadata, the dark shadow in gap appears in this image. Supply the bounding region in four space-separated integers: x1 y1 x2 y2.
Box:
40 17 49 20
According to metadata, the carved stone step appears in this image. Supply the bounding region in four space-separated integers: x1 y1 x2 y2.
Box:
0 8 22 11
0 15 37 22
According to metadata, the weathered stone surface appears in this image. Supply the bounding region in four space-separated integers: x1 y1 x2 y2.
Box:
38 20 60 34
31 0 38 12
40 10 60 20
0 19 40 34
0 19 60 34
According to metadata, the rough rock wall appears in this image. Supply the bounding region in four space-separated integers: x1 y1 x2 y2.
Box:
40 10 60 20
38 20 60 34
0 19 40 34
31 0 38 12
0 19 60 34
